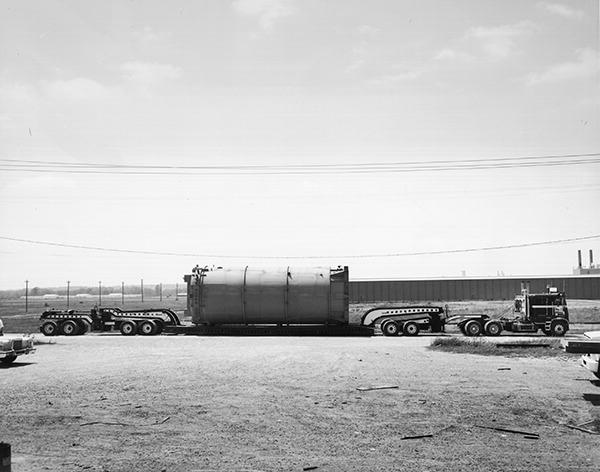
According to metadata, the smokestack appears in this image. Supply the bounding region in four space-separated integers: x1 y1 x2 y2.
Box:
578 250 582 268
590 249 594 267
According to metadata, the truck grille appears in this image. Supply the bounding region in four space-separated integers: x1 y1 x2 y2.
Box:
12 339 22 350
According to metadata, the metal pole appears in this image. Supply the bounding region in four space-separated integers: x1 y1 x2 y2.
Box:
121 281 124 305
141 279 144 303
175 283 179 301
67 281 70 309
99 281 102 306
160 283 163 302
25 280 29 313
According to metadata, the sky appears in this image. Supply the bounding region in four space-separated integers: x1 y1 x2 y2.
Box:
0 0 599 289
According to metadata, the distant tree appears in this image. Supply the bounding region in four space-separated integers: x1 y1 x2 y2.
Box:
31 286 40 296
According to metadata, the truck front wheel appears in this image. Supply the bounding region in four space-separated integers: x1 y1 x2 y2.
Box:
550 321 568 337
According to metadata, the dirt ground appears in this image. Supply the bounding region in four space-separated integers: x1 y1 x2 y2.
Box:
1 334 599 472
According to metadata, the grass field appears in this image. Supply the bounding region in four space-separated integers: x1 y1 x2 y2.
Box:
429 336 567 357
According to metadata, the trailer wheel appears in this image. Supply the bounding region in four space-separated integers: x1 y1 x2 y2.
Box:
379 319 390 335
120 321 137 336
464 320 482 336
139 320 158 336
550 321 568 337
403 322 420 336
155 322 164 335
41 321 58 336
382 320 400 337
61 320 79 336
1 355 17 365
484 321 502 336
79 320 92 334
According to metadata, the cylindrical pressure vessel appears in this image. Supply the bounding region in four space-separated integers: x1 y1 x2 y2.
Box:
185 266 349 325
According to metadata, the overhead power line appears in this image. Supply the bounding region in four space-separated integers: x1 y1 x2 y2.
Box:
0 152 599 175
0 234 598 259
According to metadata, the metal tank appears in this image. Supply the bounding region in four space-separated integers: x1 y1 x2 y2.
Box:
184 266 349 325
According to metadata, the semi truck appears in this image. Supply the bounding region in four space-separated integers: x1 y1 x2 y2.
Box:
361 287 569 337
38 267 569 338
445 287 569 337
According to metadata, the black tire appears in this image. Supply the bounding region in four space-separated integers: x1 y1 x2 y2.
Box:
79 320 91 335
41 321 58 336
139 320 157 336
379 319 391 335
382 320 400 337
155 322 164 335
403 321 420 336
120 321 137 336
464 320 483 336
61 320 79 336
550 321 568 337
1 355 17 365
484 321 502 336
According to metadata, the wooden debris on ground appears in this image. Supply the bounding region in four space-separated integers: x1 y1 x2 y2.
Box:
80 421 130 427
563 423 600 435
475 425 539 437
401 434 433 440
356 385 399 392
495 343 551 348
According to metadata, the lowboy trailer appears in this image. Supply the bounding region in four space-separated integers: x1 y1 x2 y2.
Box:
40 266 373 337
40 307 181 336
360 306 446 336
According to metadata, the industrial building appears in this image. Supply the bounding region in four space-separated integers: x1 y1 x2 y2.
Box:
350 275 600 302
573 249 600 275
350 249 600 301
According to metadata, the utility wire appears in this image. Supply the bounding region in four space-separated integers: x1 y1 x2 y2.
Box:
0 234 598 260
1 159 599 175
0 152 599 175
1 152 599 168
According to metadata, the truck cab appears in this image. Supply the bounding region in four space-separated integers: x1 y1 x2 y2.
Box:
506 288 569 335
